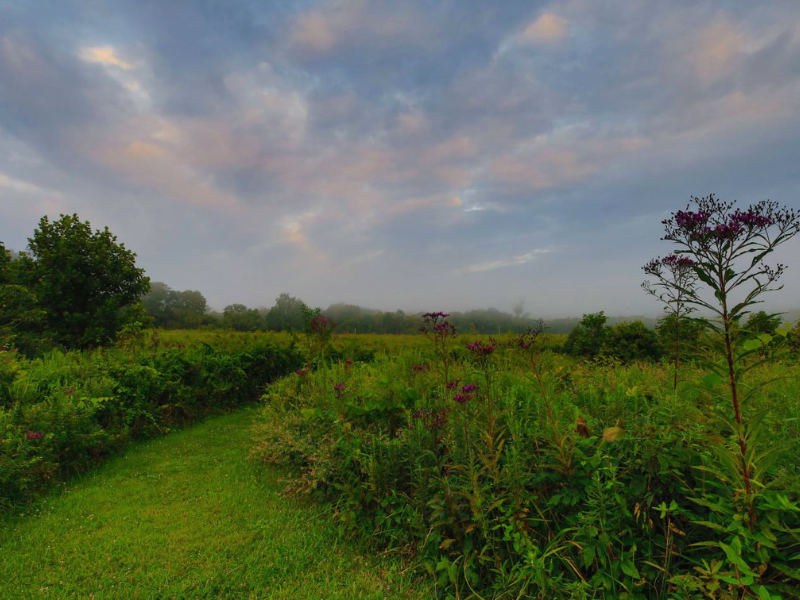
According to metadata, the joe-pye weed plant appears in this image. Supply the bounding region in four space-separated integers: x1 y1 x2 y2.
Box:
650 195 800 597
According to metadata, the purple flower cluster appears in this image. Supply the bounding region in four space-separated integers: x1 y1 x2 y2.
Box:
673 210 710 232
26 431 43 440
432 322 457 336
709 221 743 241
453 384 479 404
333 383 346 392
413 408 448 430
731 209 774 229
420 311 456 336
445 380 460 390
423 311 450 320
661 254 696 270
295 366 312 377
309 315 331 334
466 340 496 357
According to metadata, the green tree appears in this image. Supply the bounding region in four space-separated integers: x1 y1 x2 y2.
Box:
264 293 307 332
564 311 607 357
18 214 150 347
168 290 208 328
0 241 10 284
223 304 263 331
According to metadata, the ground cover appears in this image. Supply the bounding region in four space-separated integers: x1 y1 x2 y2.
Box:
0 407 429 599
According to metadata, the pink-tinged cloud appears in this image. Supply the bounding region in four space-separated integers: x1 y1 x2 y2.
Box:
288 11 337 53
79 46 133 70
518 13 569 45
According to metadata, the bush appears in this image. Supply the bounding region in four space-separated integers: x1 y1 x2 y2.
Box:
601 320 661 362
0 338 303 510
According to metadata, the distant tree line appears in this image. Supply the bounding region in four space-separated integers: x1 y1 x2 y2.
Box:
563 310 796 362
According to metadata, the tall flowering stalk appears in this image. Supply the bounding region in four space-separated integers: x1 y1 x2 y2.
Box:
642 254 699 390
656 195 800 527
420 312 457 385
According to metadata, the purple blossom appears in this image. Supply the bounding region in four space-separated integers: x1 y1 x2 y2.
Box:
710 221 744 241
460 384 479 393
731 209 774 229
661 255 696 270
423 311 450 319
466 340 496 357
453 394 471 404
333 383 346 392
445 380 460 390
26 431 43 440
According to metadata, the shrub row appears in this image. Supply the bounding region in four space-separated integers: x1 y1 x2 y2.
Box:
0 336 303 510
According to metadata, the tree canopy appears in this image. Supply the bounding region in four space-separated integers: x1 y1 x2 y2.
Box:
15 214 150 347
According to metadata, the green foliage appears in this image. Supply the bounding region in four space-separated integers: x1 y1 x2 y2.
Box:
253 334 800 598
0 335 303 510
16 214 150 348
264 293 307 332
788 322 800 353
744 311 782 337
222 303 263 331
564 311 607 357
141 282 210 329
0 241 10 284
600 320 661 362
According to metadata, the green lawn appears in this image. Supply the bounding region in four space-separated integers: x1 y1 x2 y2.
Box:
0 408 430 599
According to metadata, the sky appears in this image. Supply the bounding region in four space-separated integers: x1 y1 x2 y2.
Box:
1 0 800 318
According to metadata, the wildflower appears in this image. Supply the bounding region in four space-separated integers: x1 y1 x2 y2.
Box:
333 383 346 392
423 311 450 319
445 380 460 390
27 431 43 440
453 394 470 404
295 366 311 377
466 340 496 357
460 384 479 393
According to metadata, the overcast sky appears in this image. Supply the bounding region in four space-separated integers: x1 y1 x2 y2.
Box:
2 0 799 317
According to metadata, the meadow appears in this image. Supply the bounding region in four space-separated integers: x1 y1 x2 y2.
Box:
1 321 799 598
253 320 800 599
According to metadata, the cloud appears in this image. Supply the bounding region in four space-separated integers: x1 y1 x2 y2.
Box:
0 172 47 194
288 12 337 53
518 13 569 45
458 248 550 275
79 46 133 70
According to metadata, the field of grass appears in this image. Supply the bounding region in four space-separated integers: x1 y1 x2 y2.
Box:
0 407 429 599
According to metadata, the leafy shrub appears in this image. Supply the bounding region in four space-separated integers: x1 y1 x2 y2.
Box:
600 320 661 362
0 337 303 510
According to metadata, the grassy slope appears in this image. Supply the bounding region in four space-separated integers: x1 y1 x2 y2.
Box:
0 408 429 599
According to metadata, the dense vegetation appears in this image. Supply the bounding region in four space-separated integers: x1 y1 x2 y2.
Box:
0 332 303 510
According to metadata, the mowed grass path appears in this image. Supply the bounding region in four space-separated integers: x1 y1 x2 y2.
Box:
0 408 430 599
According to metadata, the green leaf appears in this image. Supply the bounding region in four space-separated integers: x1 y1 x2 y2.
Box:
621 560 640 579
702 372 724 387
